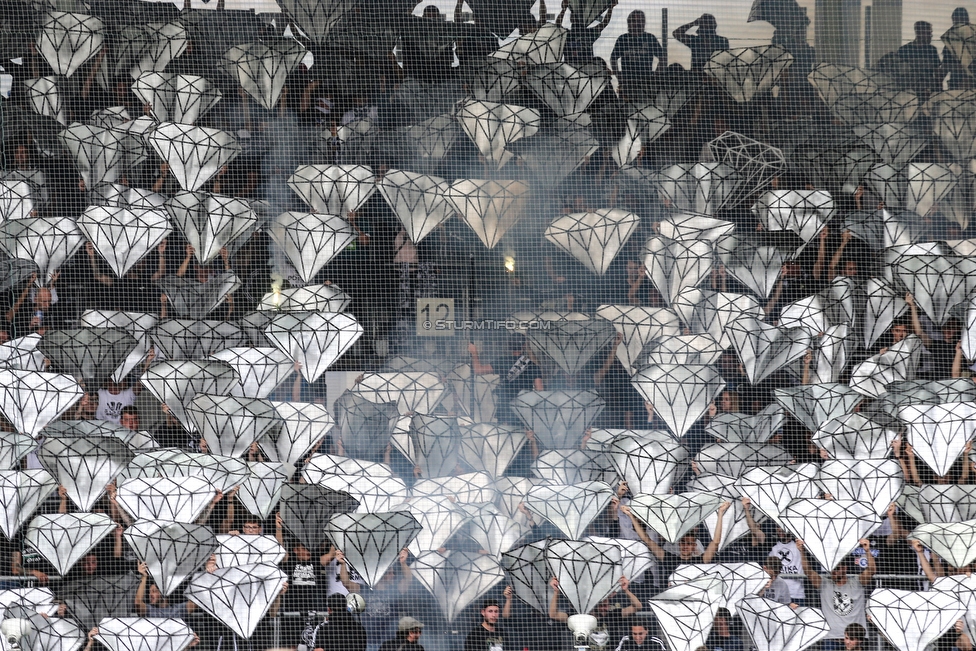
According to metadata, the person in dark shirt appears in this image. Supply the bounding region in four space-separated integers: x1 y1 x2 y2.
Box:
379 617 425 651
609 11 666 96
557 0 619 67
316 593 367 651
705 608 745 651
673 15 729 71
897 21 943 98
464 599 508 651
615 622 667 651
549 576 643 643
943 8 974 90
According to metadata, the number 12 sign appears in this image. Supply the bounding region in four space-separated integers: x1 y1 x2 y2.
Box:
416 298 454 336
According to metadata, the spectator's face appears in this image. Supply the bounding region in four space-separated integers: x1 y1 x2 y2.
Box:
627 14 645 34
831 565 848 583
844 635 861 650
482 605 500 624
407 629 422 643
35 288 51 310
917 26 932 44
631 626 647 645
943 325 960 343
149 584 162 604
243 521 262 535
83 555 97 574
0 330 9 345
843 260 857 277
891 324 907 343
678 535 696 558
120 412 139 431
293 544 311 561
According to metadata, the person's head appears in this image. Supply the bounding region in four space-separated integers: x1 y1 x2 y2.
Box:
82 553 98 575
422 4 440 19
942 318 961 344
148 582 163 605
830 557 853 584
763 555 781 578
891 319 910 343
630 624 648 646
120 406 139 432
677 533 697 559
242 518 263 535
481 599 500 625
399 617 424 642
327 593 349 618
842 259 858 277
627 11 646 35
915 21 933 44
34 287 52 311
700 14 717 33
719 390 739 413
844 623 866 650
953 7 970 25
0 329 9 345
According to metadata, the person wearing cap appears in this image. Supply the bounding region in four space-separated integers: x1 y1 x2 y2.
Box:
379 617 425 651
796 538 874 650
464 598 509 651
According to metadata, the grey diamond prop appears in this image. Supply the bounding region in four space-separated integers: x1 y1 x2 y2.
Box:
707 405 785 444
131 73 221 125
152 320 247 361
728 318 810 385
524 481 613 540
61 574 139 631
502 541 550 614
670 562 766 616
145 123 241 193
279 483 359 553
863 278 909 349
326 512 421 588
813 414 895 460
738 595 830 651
264 312 362 384
909 521 976 569
184 562 286 639
464 506 527 558
258 285 352 313
455 99 539 168
490 24 567 66
891 248 975 325
754 190 833 244
288 165 376 216
376 170 452 244
831 91 919 126
817 459 903 516
546 539 621 616
187 395 278 458
607 433 688 495
0 216 84 285
260 400 332 466
408 414 460 478
509 390 605 450
526 318 616 377
0 369 83 437
850 336 923 399
671 288 765 349
24 512 114 576
355 372 446 415
906 163 959 216
155 272 241 320
853 123 927 167
37 436 132 512
647 577 725 651
0 588 57 619
59 123 125 189
210 348 293 399
402 496 469 556
79 310 157 383
400 115 460 162
275 0 355 42
37 328 137 389
532 449 602 484
0 335 45 373
78 205 171 278
654 163 735 216
25 77 67 126
631 363 725 439
22 612 84 651
734 466 818 523
36 12 104 78
116 477 216 524
328 393 389 462
214 534 285 568
95 617 195 651
707 131 786 206
268 212 355 284
125 520 217 595
236 462 287 520
140 360 238 432
544 210 640 276
166 191 257 266
0 433 35 471
314 474 409 514
628 492 723 544
224 39 306 111
153 453 248 495
843 209 924 251
525 62 608 117
696 443 792 478
596 305 681 372
774 384 863 433
459 423 526 478
302 454 393 481
727 241 785 299
778 499 882 571
410 551 504 623
445 179 531 249
705 45 793 103
899 402 976 477
918 485 976 523
868 588 967 651
511 126 601 185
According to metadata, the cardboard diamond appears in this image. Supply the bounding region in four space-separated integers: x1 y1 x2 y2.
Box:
546 539 621 615
706 405 785 444
0 369 83 437
738 596 830 651
279 483 359 552
868 588 967 651
37 436 132 512
445 179 530 249
124 518 216 596
0 216 84 284
909 521 976 569
526 318 616 377
152 319 247 361
36 12 103 77
628 492 723 544
524 62 607 117
774 384 862 433
37 328 137 389
264 312 362 383
502 541 550 614
606 432 688 495
410 551 504 623
647 577 725 651
117 477 216 524
899 402 976 477
209 347 293 399
166 191 257 266
918 485 976 523
187 395 278 458
672 288 764 348
654 163 735 215
288 164 375 216
458 423 525 478
377 170 452 244
596 305 681 372
817 459 903 516
707 131 786 206
269 212 355 285
355 372 446 415
61 574 139 631
214 534 285 568
184 562 286 639
778 499 882 571
326 511 421 588
131 73 220 125
631 363 725 438
705 45 793 103
24 512 113 576
145 123 241 192
140 360 238 432
78 205 170 278
544 209 639 276
224 39 305 111
402 496 469 556
95 617 195 651
524 481 613 540
728 318 809 385
509 390 605 449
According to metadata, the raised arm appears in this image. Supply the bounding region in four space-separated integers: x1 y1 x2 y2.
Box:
134 561 150 616
502 585 513 618
596 0 618 30
910 539 937 583
336 550 362 593
702 501 731 563
741 497 765 547
618 576 641 617
858 538 876 585
398 549 413 593
795 539 821 589
905 293 934 348
548 576 569 622
620 505 665 560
